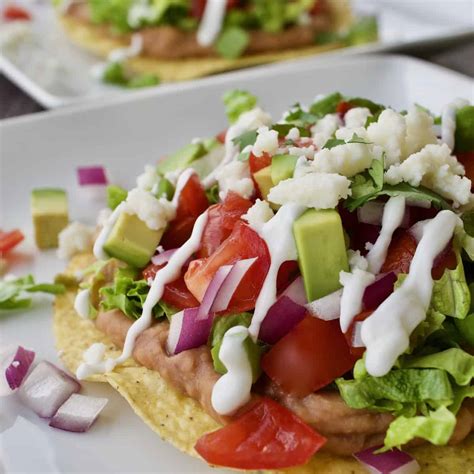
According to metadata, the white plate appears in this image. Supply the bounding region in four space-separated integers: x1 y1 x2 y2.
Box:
0 0 473 109
1 54 473 474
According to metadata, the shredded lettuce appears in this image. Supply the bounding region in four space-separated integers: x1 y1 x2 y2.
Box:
383 406 456 450
455 313 474 346
223 90 257 124
216 27 250 59
455 105 474 153
0 275 65 311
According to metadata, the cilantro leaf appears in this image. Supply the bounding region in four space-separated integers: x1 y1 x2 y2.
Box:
223 89 257 123
232 130 257 151
323 138 345 149
271 123 310 138
309 92 343 117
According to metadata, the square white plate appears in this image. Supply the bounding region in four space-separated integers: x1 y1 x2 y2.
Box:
1 54 473 474
0 0 473 109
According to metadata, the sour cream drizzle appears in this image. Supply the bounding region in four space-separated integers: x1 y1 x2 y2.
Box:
196 0 227 47
211 326 253 415
441 98 469 151
248 203 306 340
93 201 127 260
171 168 195 207
74 288 92 319
361 210 459 377
76 211 209 379
366 196 406 274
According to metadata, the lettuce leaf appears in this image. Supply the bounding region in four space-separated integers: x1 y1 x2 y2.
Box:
403 348 474 386
450 384 474 413
0 275 65 312
383 406 456 451
223 89 257 123
216 27 250 59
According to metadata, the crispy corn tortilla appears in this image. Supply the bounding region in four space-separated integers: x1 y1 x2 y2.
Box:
57 1 352 83
54 254 474 473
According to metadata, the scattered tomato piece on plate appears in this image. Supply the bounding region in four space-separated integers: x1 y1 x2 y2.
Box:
0 229 24 255
3 4 31 21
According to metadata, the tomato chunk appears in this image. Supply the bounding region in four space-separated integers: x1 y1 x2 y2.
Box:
344 310 373 358
142 262 199 309
3 4 31 21
161 174 209 249
198 192 252 258
336 101 354 118
216 130 227 144
456 152 474 188
185 221 270 312
262 316 356 397
249 151 272 174
0 229 24 255
195 397 326 470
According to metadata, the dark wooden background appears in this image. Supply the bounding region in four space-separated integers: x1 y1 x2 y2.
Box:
1 40 473 120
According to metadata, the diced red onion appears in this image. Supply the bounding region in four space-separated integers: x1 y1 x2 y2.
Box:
18 361 80 418
77 166 108 186
49 394 108 432
151 248 177 266
0 346 18 396
282 276 307 305
362 272 397 311
5 346 35 390
259 296 307 344
211 258 257 313
352 322 365 348
197 264 233 320
305 289 342 321
167 308 213 355
358 202 385 226
354 446 420 474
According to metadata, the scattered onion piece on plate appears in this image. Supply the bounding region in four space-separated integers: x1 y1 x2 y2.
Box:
354 446 420 474
77 166 108 186
305 288 342 321
5 346 35 390
18 361 80 418
49 393 108 433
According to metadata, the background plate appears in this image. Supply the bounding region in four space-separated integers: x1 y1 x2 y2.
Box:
0 0 473 108
1 54 474 473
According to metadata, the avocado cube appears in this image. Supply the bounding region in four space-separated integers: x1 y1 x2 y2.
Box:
156 143 206 174
455 105 474 152
156 178 175 200
31 188 69 249
103 213 164 268
271 154 298 185
293 209 348 301
253 165 273 200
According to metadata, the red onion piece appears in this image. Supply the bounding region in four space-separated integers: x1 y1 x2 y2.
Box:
151 248 177 266
358 202 410 228
282 276 307 305
211 258 257 312
49 394 108 432
5 346 35 390
197 264 233 320
354 446 420 474
77 166 108 186
305 289 342 321
362 272 397 311
259 296 306 344
167 308 213 355
18 361 80 418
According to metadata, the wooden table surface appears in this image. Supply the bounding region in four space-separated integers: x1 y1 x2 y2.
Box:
1 40 473 120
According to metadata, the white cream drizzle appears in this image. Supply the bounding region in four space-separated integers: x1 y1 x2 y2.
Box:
211 326 253 415
76 211 209 379
441 98 469 151
74 288 92 319
361 210 459 376
196 0 227 47
248 203 306 341
171 168 196 207
366 196 406 274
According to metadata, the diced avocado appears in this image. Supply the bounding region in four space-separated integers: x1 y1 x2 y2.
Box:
202 137 219 151
210 313 263 382
455 313 474 346
190 145 225 179
455 106 474 152
253 165 273 200
271 154 298 185
293 209 348 301
156 178 174 200
156 142 206 174
107 185 128 210
31 188 69 249
103 213 164 268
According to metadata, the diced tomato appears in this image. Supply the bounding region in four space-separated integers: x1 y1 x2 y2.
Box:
336 101 354 118
195 397 326 470
344 310 372 358
3 4 31 21
249 151 272 174
161 174 209 249
185 221 271 312
0 229 24 255
456 152 474 188
216 130 227 144
262 316 356 397
198 192 252 258
381 229 457 279
142 262 199 309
